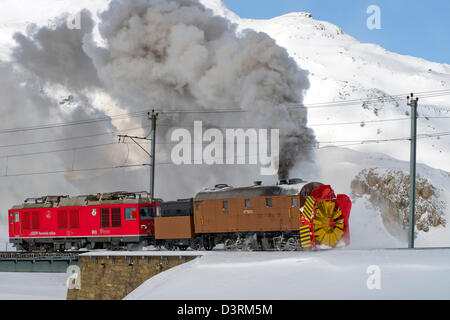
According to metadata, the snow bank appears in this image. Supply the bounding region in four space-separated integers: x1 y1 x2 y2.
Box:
0 272 68 299
126 249 450 300
293 146 450 248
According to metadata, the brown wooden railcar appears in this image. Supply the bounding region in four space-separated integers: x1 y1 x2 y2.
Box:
155 181 323 250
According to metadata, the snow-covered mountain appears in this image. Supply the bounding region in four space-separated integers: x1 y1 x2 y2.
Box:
202 0 450 173
201 0 450 246
0 0 448 247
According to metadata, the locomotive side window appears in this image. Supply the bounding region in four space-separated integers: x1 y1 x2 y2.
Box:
58 210 68 229
22 212 31 230
124 207 136 221
100 208 110 228
223 200 228 210
265 198 272 207
245 199 251 208
111 208 121 228
140 207 155 220
14 212 19 223
32 212 40 229
69 210 80 229
292 198 298 207
196 203 200 211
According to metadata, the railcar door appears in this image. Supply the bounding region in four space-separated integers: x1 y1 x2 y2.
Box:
10 211 21 237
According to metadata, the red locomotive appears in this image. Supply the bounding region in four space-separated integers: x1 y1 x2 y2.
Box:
8 180 352 252
8 192 159 251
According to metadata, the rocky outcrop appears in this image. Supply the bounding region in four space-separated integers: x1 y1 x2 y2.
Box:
351 168 446 238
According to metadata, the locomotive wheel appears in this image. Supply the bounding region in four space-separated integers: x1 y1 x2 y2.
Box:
164 241 175 251
313 200 345 248
189 239 201 250
224 239 235 251
285 237 297 251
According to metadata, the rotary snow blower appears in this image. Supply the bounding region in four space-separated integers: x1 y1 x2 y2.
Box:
299 185 351 249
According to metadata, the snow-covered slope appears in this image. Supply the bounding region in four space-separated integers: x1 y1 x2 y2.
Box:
125 249 450 300
310 147 450 247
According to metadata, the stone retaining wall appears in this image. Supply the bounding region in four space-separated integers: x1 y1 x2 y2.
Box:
67 254 198 300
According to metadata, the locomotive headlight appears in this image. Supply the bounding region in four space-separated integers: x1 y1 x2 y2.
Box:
141 225 148 230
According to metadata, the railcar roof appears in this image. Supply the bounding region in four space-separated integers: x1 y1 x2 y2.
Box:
10 191 160 209
194 183 306 201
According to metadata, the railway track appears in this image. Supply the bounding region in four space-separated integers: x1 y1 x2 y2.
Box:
2 246 449 260
0 251 85 259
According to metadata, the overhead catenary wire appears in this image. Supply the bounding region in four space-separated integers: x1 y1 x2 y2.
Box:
0 130 448 178
1 114 449 150
0 89 448 178
0 163 150 178
0 88 449 136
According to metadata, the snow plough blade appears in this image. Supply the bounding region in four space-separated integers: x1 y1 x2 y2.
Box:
313 200 345 247
299 185 351 249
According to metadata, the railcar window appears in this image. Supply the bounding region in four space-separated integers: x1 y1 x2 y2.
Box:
265 198 272 207
292 198 298 207
140 207 155 220
223 200 228 210
111 208 121 228
245 199 251 208
69 210 80 229
124 207 136 221
100 208 110 228
58 210 68 229
22 212 31 230
32 212 40 230
156 206 161 217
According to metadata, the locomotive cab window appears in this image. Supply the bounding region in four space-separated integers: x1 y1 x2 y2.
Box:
292 198 298 207
111 208 121 228
196 203 201 211
265 198 272 207
223 200 228 210
245 199 251 208
14 212 20 222
124 207 136 221
140 207 155 220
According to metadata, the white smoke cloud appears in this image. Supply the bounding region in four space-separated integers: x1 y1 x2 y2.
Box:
83 0 315 178
0 0 316 240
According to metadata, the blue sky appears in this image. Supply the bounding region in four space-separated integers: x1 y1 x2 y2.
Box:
222 0 450 64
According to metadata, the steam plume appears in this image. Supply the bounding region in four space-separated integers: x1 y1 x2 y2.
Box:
84 0 316 179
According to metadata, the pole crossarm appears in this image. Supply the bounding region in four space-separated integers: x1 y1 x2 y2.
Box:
118 134 151 156
117 109 158 200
